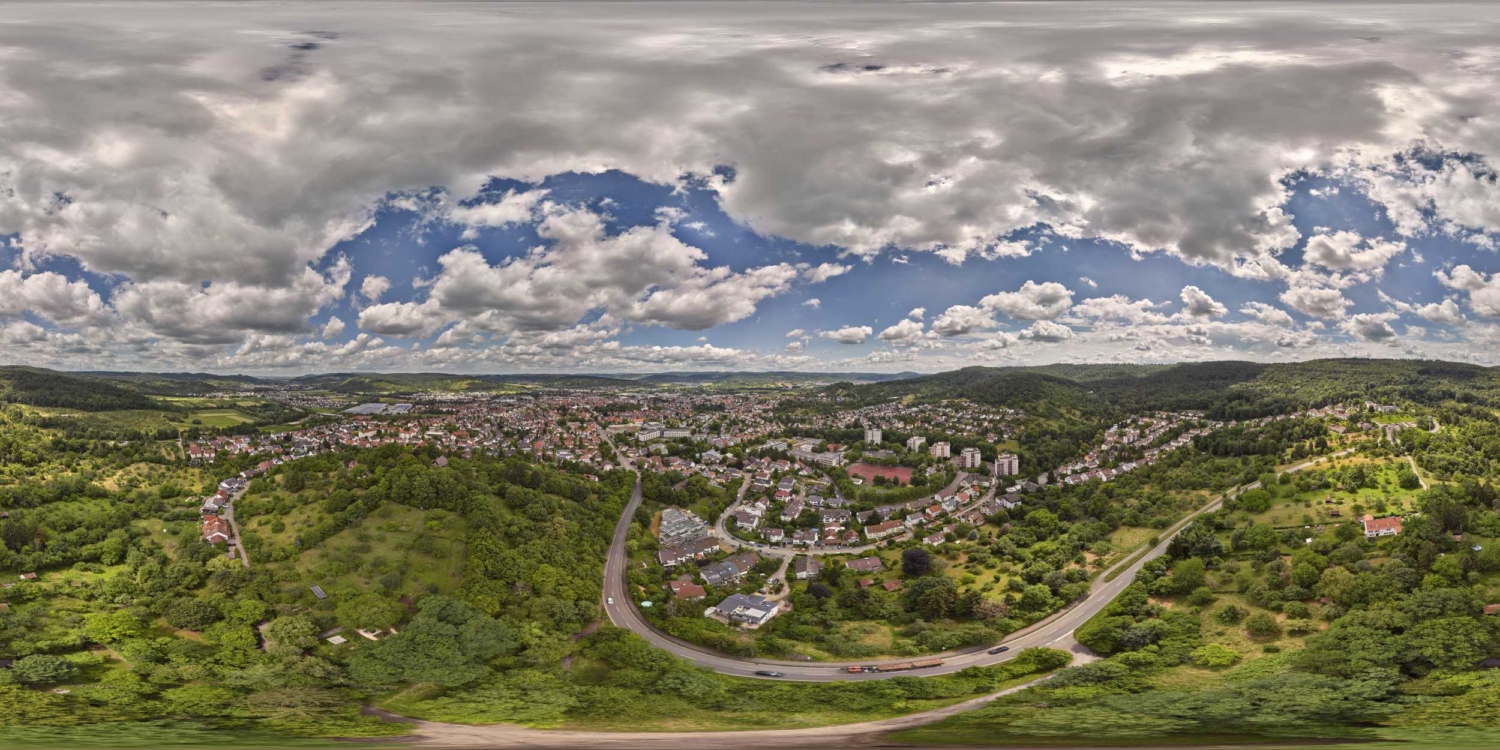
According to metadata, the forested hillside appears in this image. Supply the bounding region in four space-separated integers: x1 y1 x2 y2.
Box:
833 359 1500 418
0 367 160 412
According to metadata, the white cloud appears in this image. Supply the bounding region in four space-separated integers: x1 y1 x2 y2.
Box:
1342 312 1399 342
1239 301 1295 327
802 262 852 283
820 325 873 344
786 328 806 339
321 316 347 339
1071 295 1170 325
908 307 926 320
979 281 1074 320
445 189 549 237
0 270 108 325
1434 265 1500 318
1301 230 1404 276
112 257 352 344
1079 276 1098 289
878 318 925 344
802 298 822 308
1280 285 1350 320
1179 285 1227 319
359 275 392 304
1018 320 1075 342
931 305 998 337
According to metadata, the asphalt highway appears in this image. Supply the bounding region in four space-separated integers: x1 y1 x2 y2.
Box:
601 445 1351 681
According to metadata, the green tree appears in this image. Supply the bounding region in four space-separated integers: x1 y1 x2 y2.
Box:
164 598 222 630
82 610 141 644
901 547 932 577
335 592 406 631
9 655 77 684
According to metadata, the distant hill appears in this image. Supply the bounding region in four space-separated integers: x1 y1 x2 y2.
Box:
627 370 918 386
827 359 1500 419
0 366 161 411
80 371 264 396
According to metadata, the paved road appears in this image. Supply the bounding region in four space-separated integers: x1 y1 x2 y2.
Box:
602 448 1350 681
222 487 251 568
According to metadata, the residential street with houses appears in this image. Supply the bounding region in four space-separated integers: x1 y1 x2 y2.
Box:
602 449 1352 682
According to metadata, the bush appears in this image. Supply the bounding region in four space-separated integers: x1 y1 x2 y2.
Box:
1282 601 1310 619
1213 604 1246 625
1186 586 1217 606
1190 643 1242 668
164 598 222 630
1245 611 1281 638
9 654 77 684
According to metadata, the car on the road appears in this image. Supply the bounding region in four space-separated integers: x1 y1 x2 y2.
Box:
606 597 614 605
988 645 1010 655
754 670 784 677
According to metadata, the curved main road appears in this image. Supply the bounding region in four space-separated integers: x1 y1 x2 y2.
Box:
603 444 1351 681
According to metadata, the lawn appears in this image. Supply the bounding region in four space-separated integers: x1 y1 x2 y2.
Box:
1240 457 1422 530
264 501 468 603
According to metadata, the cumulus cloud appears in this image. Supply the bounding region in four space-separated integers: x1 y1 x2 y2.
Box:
1018 320 1075 342
113 257 352 345
1179 285 1227 319
1239 301 1295 327
878 318 925 344
1301 230 1404 276
979 281 1074 320
1342 312 1400 342
802 262 852 283
820 325 873 344
445 189 549 237
321 316 347 339
908 307 926 320
1380 291 1465 326
368 205 800 336
1280 285 1350 320
1434 264 1500 318
1071 295 1170 325
359 275 392 304
930 305 998 337
0 270 107 325
803 298 822 308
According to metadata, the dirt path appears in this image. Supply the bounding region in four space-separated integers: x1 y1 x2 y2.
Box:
404 671 1057 748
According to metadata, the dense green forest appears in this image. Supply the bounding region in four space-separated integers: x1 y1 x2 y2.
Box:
0 367 161 412
830 358 1500 419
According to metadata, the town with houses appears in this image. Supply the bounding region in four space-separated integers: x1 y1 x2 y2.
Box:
178 384 1410 635
164 384 1416 642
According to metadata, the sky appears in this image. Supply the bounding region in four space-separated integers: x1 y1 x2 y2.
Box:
4 2 1500 374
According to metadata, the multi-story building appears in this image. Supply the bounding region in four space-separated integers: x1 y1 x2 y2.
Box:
995 452 1020 476
906 435 927 452
658 507 708 546
959 446 983 469
930 441 951 459
864 426 882 445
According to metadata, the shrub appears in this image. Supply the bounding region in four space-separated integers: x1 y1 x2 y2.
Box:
9 654 77 684
1213 604 1246 625
1245 611 1282 638
1186 586 1217 606
1190 643 1242 668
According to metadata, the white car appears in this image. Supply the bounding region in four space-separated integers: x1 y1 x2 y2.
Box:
607 597 614 605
